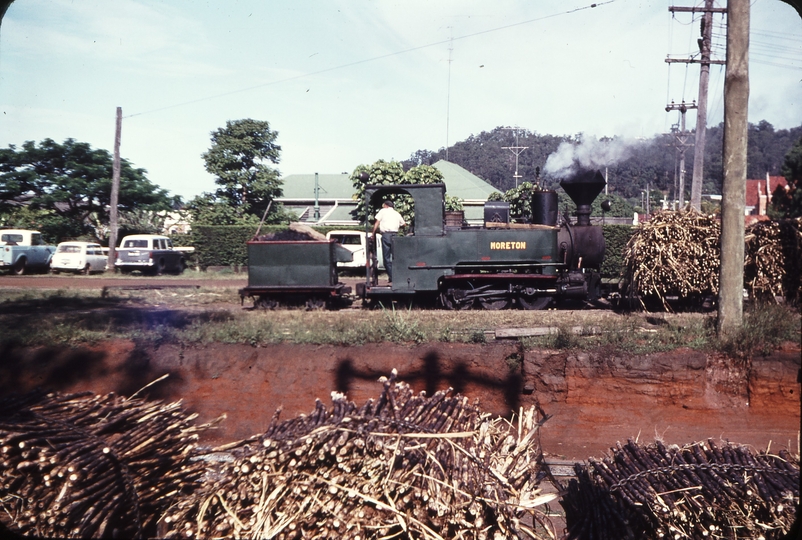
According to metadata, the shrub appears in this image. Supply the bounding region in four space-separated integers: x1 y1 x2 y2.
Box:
601 224 635 278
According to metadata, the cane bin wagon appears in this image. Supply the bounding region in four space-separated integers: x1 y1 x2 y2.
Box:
239 239 353 309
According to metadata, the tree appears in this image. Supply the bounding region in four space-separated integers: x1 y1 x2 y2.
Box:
201 119 283 220
349 160 406 224
349 160 444 228
186 193 260 226
0 138 171 242
771 135 802 218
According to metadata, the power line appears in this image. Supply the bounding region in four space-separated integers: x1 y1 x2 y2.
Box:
125 0 617 119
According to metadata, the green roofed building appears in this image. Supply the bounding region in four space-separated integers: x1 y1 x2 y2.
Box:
278 161 498 226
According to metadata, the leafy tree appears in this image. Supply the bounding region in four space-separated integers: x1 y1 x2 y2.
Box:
350 160 444 229
502 182 541 219
403 163 442 185
117 209 168 237
201 119 283 220
350 160 406 224
186 193 260 226
771 135 802 218
0 138 171 242
0 206 85 243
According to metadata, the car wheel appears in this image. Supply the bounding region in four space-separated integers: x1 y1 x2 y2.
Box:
12 257 26 275
81 264 91 275
50 268 60 275
155 259 166 275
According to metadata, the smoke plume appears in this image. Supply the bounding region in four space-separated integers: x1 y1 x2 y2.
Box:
544 135 634 179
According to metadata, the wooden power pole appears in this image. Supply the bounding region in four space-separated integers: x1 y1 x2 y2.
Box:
717 0 749 335
665 101 697 208
107 107 122 272
667 1 726 211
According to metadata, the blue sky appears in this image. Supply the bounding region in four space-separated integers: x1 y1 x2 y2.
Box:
1 0 799 200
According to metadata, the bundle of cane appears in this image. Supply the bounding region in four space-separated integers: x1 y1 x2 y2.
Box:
561 439 799 540
161 371 555 540
745 217 802 303
622 211 721 309
0 388 207 539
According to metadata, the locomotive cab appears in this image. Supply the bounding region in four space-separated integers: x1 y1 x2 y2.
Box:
360 171 607 310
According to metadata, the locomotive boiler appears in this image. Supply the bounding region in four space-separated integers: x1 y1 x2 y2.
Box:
357 169 607 309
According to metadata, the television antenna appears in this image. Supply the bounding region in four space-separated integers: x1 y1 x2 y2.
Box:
501 126 528 187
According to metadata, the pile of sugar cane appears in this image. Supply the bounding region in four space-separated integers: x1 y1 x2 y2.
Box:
560 439 799 540
745 217 802 303
0 389 206 539
160 371 554 540
622 211 721 309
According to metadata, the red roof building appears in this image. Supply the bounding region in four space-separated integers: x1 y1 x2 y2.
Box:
745 174 787 216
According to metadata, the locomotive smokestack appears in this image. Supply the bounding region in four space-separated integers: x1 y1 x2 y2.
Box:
560 170 606 226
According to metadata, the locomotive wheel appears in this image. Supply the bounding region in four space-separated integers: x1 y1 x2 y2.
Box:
254 295 278 310
518 295 552 310
305 297 326 310
478 296 511 310
439 291 472 310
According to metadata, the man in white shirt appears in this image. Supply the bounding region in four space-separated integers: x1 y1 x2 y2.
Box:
372 200 405 283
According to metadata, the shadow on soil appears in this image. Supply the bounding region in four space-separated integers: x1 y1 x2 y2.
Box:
335 350 523 415
0 340 185 402
0 295 235 333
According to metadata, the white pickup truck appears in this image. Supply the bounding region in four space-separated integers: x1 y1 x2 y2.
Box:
0 229 57 275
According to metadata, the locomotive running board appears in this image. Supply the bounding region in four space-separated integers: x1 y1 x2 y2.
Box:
365 286 415 296
441 273 558 281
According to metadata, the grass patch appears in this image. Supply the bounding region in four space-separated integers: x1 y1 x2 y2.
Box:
0 288 798 356
717 303 801 360
521 305 799 358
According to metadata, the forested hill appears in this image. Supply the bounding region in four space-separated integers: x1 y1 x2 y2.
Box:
402 121 802 201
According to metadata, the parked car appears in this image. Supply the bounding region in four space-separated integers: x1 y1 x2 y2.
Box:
325 230 384 270
114 234 190 275
50 241 108 274
0 229 56 275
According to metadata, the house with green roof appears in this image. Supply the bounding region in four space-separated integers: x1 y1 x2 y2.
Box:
277 161 498 226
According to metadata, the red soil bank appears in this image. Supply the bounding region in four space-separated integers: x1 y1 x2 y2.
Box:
1 340 798 461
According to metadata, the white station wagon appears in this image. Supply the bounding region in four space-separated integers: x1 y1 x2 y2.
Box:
50 241 108 274
325 230 384 270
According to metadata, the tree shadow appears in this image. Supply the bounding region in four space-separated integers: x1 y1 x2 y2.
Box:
0 341 183 402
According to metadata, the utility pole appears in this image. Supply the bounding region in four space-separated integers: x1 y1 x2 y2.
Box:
501 127 528 188
445 30 453 162
313 172 320 221
667 1 726 211
665 100 697 208
107 107 122 273
718 0 749 336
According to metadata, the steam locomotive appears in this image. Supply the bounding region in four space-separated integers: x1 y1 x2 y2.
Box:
239 169 607 310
